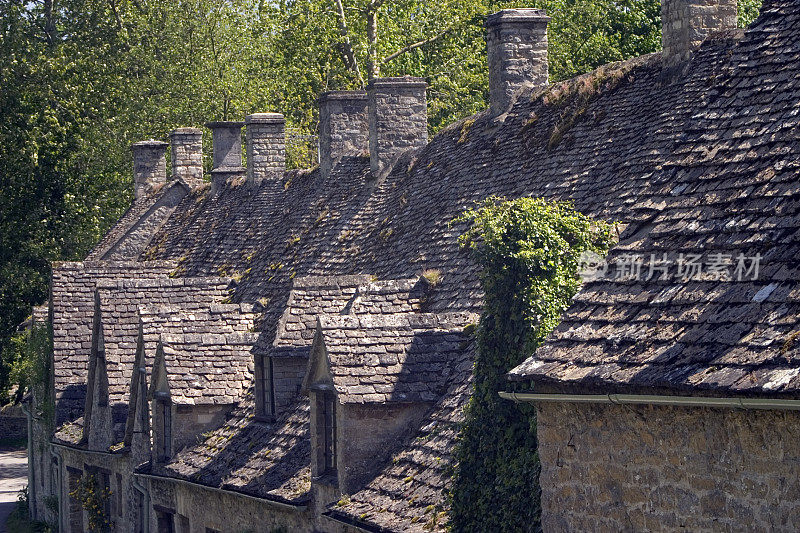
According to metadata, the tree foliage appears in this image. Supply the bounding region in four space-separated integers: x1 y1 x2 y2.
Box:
449 197 614 531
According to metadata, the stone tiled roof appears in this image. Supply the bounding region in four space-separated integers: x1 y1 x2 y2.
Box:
153 330 256 405
272 275 425 357
509 1 800 397
95 277 234 405
310 312 477 404
50 261 175 423
53 417 84 446
87 180 189 261
144 393 311 505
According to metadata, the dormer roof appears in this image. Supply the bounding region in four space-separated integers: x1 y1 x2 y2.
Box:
305 312 477 404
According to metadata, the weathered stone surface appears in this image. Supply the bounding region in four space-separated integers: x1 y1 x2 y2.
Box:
662 0 737 67
536 402 800 532
131 140 168 200
170 127 204 187
368 77 428 175
318 91 369 177
245 112 285 184
486 8 550 115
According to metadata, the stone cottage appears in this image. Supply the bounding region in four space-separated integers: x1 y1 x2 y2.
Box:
22 0 800 531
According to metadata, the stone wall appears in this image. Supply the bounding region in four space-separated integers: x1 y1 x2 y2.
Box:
173 403 232 452
145 476 317 533
536 402 800 532
0 415 27 440
661 0 737 67
337 402 430 493
55 445 142 533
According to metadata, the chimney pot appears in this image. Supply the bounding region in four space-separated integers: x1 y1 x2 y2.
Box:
206 121 246 193
486 8 550 116
662 0 737 68
367 77 428 176
318 91 369 177
131 140 168 200
245 113 285 184
169 128 204 188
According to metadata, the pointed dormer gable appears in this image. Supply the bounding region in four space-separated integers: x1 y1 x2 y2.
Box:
302 317 337 395
149 338 172 463
83 290 109 445
123 321 150 448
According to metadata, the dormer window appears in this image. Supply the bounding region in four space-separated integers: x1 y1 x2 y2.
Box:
155 391 172 461
258 355 275 419
317 391 337 475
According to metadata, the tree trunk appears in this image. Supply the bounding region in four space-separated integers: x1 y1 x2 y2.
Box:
366 6 379 80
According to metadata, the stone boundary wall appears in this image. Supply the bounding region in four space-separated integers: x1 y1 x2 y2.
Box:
0 415 27 441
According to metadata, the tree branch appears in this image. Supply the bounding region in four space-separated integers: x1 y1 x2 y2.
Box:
382 27 453 64
332 0 363 87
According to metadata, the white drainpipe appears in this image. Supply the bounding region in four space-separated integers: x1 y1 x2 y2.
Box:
499 391 800 410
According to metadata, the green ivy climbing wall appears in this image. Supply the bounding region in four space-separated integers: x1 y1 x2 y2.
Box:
449 197 614 532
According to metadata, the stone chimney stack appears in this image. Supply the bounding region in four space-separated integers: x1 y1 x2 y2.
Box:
486 8 550 116
318 91 369 177
245 113 286 184
662 0 737 68
169 128 204 188
131 140 168 200
367 77 428 176
206 121 246 193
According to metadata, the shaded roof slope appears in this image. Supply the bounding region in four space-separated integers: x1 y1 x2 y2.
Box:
143 392 312 506
87 180 189 261
510 0 800 397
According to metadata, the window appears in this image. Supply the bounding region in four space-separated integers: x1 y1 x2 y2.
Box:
319 392 337 474
160 399 172 460
259 355 275 418
156 509 175 533
139 368 148 430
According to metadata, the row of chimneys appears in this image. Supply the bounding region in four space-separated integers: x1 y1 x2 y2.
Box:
132 0 738 199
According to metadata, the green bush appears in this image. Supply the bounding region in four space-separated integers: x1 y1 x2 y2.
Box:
5 323 53 424
449 197 614 532
6 487 51 533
